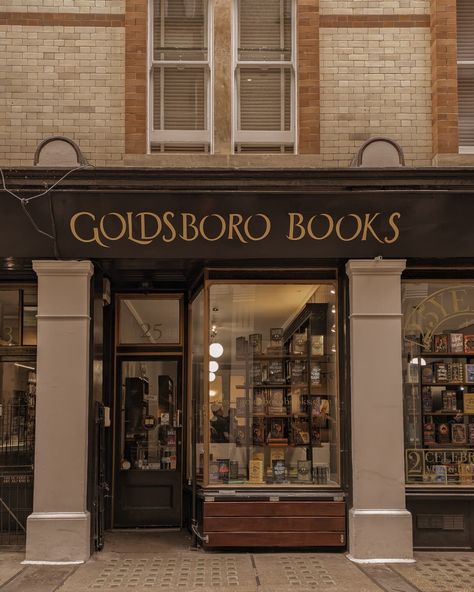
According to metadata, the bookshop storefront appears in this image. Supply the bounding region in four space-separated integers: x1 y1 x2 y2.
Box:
1 168 474 563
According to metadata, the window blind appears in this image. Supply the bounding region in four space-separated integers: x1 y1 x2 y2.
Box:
238 0 292 61
239 67 291 131
153 0 207 60
457 0 474 146
458 72 474 146
457 0 474 62
153 67 206 131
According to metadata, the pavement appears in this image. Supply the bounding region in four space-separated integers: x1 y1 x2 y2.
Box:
1 531 474 591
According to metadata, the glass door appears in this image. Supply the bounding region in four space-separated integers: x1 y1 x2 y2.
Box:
114 358 182 527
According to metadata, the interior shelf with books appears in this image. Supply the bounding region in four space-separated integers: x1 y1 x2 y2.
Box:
404 330 474 484
209 301 339 487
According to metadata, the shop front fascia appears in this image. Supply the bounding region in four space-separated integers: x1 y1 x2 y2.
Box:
1 167 474 562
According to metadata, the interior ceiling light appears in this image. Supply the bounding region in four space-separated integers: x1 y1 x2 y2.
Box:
209 372 216 383
209 342 224 358
209 360 219 372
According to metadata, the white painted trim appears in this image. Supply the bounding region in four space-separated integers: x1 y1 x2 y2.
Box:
22 560 85 566
347 555 416 565
33 260 94 277
28 512 90 521
346 259 407 277
148 0 212 150
459 146 474 154
351 509 411 517
232 0 296 151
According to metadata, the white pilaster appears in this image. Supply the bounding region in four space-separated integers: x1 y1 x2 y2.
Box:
25 260 93 564
346 259 413 563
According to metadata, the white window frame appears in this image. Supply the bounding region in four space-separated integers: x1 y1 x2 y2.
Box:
147 0 213 152
232 0 297 152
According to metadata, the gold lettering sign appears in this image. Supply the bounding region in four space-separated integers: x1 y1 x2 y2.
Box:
406 448 474 484
70 210 401 248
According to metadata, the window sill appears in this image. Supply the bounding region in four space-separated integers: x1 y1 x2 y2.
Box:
432 153 474 166
124 153 325 168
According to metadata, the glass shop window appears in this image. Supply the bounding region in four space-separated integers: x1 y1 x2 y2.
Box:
200 281 340 487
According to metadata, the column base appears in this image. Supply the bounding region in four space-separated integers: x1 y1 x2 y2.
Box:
25 512 90 564
348 508 414 563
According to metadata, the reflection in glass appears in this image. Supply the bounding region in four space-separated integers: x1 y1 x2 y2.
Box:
403 282 474 485
120 360 178 472
206 283 339 487
0 362 36 466
0 291 20 346
119 298 180 345
191 291 204 480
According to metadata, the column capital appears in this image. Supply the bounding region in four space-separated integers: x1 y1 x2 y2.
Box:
346 259 406 278
33 260 94 278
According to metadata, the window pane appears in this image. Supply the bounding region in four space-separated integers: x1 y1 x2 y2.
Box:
207 283 339 487
403 282 474 485
191 291 204 481
0 362 36 466
154 0 207 61
457 0 474 62
153 67 207 131
238 67 291 131
458 69 474 147
0 291 20 347
239 0 292 61
118 298 181 345
120 360 178 472
22 288 37 346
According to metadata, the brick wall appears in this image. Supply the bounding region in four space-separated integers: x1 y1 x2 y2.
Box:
0 1 124 13
0 1 464 167
0 24 125 167
431 0 458 156
319 26 432 167
319 1 429 15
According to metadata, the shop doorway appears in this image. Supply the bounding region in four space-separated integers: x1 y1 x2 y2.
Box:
113 358 183 527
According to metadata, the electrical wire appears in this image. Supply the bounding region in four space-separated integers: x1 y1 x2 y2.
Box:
0 164 89 250
0 164 87 204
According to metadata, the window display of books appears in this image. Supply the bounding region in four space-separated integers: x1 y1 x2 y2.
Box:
409 334 474 457
220 304 337 486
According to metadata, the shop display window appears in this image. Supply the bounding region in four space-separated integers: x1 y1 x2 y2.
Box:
0 362 36 465
403 281 474 485
198 281 339 487
0 288 37 347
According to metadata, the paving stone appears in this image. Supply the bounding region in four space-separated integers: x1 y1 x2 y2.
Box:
57 551 256 592
393 552 474 592
1 565 75 592
254 553 381 591
0 552 24 587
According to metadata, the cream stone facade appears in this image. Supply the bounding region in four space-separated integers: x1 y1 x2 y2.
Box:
0 26 124 167
0 1 124 14
0 0 472 167
319 0 429 15
320 27 432 167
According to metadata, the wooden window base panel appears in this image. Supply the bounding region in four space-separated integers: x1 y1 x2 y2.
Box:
202 500 346 548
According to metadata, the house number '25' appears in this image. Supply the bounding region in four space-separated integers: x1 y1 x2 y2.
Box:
140 323 163 340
